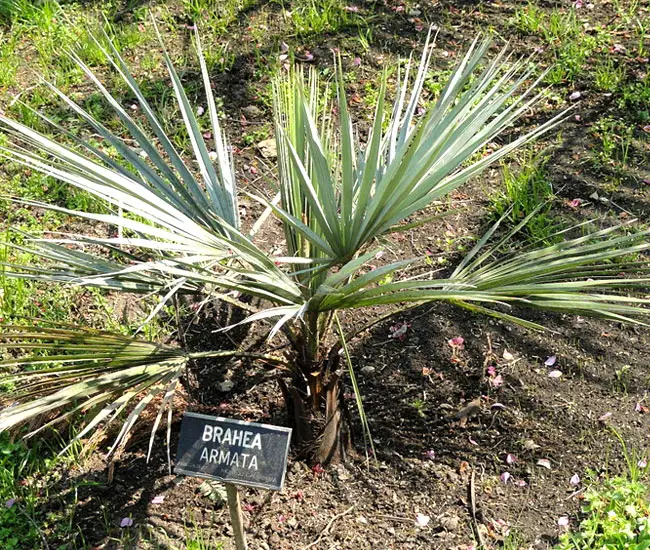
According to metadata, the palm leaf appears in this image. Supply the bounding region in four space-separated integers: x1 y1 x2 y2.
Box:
0 324 287 458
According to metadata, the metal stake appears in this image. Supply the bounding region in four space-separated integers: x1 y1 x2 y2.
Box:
225 483 248 550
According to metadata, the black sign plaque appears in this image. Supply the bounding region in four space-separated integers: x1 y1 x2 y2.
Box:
174 412 292 491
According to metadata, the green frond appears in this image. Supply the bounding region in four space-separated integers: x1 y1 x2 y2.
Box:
0 325 189 458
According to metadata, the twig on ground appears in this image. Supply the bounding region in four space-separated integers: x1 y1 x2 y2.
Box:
468 469 487 549
303 505 355 550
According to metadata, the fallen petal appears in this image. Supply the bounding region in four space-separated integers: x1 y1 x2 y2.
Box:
415 513 431 527
490 374 504 387
548 370 563 378
5 498 15 509
500 472 511 483
569 91 581 100
537 459 552 470
491 403 506 410
506 453 517 465
448 336 465 348
598 412 612 422
120 517 134 528
503 350 514 361
558 516 569 527
570 473 581 486
425 450 435 460
151 495 165 504
638 458 647 468
544 355 557 367
514 479 528 487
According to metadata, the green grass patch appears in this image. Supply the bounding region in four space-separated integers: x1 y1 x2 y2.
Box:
489 150 557 243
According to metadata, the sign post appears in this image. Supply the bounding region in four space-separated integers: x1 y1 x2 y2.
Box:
175 412 292 549
225 483 247 550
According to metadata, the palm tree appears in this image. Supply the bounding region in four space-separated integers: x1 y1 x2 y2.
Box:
1 26 649 464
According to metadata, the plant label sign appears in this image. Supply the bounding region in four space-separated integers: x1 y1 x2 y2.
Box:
174 412 292 491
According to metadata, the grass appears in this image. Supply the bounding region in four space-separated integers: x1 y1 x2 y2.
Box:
288 0 360 36
489 149 558 243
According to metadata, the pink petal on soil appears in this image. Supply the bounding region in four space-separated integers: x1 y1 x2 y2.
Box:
598 412 612 422
514 479 528 487
567 198 582 208
280 41 289 53
570 473 581 486
425 450 435 460
415 513 431 527
151 495 165 504
491 403 507 410
544 355 557 367
487 365 496 376
344 5 360 12
558 516 570 527
468 436 479 446
120 517 134 528
490 374 504 387
448 336 464 348
506 454 517 465
537 458 552 470
303 51 314 61
353 57 361 67
548 370 563 378
638 458 647 468
569 91 581 101
500 472 511 483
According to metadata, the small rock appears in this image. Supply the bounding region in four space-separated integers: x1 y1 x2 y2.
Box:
439 515 461 532
243 105 263 118
218 379 234 392
257 138 277 159
522 439 540 451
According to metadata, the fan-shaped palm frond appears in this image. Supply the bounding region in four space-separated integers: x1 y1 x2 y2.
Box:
0 324 287 462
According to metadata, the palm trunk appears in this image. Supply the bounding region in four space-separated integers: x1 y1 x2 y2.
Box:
280 312 352 464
